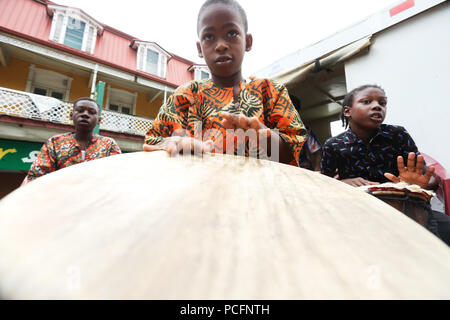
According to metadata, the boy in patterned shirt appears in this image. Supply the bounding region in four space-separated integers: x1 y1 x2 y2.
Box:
25 97 121 182
143 0 307 166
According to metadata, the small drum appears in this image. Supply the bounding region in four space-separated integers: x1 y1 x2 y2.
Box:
360 182 435 228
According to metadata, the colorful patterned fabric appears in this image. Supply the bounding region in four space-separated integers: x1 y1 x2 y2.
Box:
145 78 307 166
321 124 420 182
26 132 121 182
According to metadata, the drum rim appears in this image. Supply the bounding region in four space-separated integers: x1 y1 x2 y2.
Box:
367 187 432 203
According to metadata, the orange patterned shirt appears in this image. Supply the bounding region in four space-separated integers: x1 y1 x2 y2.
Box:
26 132 121 182
145 78 307 166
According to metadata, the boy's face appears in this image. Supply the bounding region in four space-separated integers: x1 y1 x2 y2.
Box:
197 4 252 83
71 100 99 133
344 87 387 131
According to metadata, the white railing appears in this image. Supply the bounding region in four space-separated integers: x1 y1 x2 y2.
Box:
0 87 153 136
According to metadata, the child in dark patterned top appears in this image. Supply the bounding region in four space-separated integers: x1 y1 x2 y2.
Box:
143 0 306 166
321 84 436 190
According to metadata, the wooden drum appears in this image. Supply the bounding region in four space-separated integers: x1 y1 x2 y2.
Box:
360 182 435 228
0 151 450 299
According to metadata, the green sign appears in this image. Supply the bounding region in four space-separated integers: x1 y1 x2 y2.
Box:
0 139 42 171
93 81 105 134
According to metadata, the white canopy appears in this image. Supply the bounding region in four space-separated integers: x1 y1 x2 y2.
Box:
274 36 372 86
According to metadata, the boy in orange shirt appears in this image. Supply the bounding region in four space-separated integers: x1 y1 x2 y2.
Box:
143 0 306 166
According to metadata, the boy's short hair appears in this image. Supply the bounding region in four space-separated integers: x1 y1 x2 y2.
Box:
197 0 248 34
341 84 385 129
73 97 99 111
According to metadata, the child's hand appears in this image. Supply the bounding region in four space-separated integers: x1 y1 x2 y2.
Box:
219 112 294 164
143 136 213 157
384 152 435 189
341 178 380 187
220 112 271 137
220 111 271 155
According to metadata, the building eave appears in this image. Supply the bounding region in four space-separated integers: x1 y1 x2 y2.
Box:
130 40 173 59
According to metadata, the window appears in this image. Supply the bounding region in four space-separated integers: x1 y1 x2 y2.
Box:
32 87 64 100
105 87 137 133
32 88 47 96
146 50 159 75
201 71 210 79
134 42 171 78
64 19 85 50
48 5 103 54
190 65 211 80
26 65 72 101
109 103 131 115
106 86 137 116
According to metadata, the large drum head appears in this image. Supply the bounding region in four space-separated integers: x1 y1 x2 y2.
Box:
0 151 450 299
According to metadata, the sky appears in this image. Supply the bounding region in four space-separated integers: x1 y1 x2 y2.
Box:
53 0 398 77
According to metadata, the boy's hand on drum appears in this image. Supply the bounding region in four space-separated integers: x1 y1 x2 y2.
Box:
143 136 213 157
341 178 380 187
220 112 271 153
220 112 271 138
384 152 435 189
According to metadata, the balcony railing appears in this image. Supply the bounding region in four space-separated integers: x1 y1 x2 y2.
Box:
0 87 153 137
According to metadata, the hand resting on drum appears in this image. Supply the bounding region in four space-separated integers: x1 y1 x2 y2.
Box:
142 113 295 164
220 111 294 164
341 177 380 187
220 112 270 134
221 111 270 148
143 135 213 157
384 152 436 190
342 153 436 189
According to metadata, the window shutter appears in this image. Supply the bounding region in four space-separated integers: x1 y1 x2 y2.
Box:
137 45 145 71
60 15 69 44
81 23 89 52
160 55 167 78
194 68 200 80
85 26 96 54
50 13 64 43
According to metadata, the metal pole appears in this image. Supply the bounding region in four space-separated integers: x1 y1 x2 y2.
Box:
164 86 167 104
93 81 105 135
90 64 99 99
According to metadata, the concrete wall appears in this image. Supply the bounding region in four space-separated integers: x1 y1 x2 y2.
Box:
345 2 450 170
0 56 29 91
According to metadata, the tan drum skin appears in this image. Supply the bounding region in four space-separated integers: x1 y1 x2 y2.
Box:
0 151 449 300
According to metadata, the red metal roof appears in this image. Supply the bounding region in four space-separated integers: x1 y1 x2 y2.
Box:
167 57 196 86
0 0 195 88
1 0 53 40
